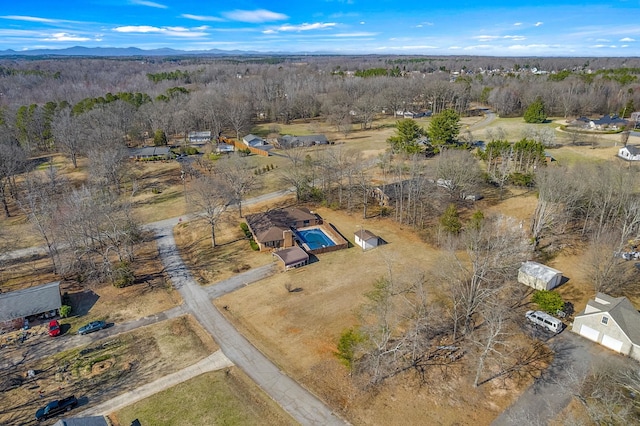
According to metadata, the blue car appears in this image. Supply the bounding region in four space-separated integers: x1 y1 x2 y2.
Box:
78 320 106 335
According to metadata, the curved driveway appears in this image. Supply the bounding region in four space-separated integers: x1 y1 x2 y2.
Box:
150 215 346 425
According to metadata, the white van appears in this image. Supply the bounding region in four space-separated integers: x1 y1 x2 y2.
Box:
525 310 563 333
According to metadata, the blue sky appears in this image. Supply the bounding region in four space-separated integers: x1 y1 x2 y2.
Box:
0 0 639 56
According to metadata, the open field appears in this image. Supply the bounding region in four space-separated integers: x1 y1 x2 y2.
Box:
110 368 297 426
0 315 216 425
212 204 539 425
3 109 640 425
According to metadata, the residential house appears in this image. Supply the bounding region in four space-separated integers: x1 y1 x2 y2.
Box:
53 416 110 426
371 178 434 207
355 229 379 250
188 131 211 143
517 261 563 290
242 134 267 147
274 134 329 149
0 281 62 332
215 143 235 154
128 146 171 160
618 145 640 161
589 114 628 130
245 208 320 251
572 292 640 361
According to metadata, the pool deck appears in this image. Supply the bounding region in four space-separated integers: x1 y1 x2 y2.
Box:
295 223 349 255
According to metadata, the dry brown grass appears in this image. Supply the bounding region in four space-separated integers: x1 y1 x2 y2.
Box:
0 315 216 425
212 205 531 425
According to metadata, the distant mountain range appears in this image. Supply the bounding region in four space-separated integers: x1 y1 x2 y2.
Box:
0 46 269 57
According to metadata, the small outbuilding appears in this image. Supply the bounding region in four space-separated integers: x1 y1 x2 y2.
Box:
273 246 309 270
0 281 62 332
355 229 379 250
517 261 563 291
572 292 640 361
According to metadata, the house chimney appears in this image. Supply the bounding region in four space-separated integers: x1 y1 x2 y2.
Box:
283 230 293 248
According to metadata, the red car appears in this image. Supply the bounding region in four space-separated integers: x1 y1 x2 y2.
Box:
48 320 61 337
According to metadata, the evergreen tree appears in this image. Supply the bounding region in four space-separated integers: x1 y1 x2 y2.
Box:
440 203 462 234
523 97 547 123
153 129 168 146
428 109 461 147
387 118 425 154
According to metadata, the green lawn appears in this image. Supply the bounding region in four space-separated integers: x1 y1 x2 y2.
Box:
112 369 298 426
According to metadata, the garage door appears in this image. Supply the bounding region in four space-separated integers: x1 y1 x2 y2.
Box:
580 324 600 341
602 335 624 353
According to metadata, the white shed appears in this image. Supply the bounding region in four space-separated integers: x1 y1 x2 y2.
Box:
355 229 379 250
517 261 563 290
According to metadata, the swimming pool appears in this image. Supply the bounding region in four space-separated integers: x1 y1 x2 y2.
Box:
296 228 336 250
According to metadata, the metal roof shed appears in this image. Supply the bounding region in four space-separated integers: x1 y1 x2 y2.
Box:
518 261 563 291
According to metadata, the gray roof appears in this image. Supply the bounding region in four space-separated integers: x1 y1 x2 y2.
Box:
518 261 562 282
129 146 171 157
577 292 640 345
0 281 61 322
53 416 109 426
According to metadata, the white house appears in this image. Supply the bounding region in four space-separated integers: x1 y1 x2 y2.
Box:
355 229 379 250
242 134 266 147
517 261 563 290
572 292 640 361
188 131 211 143
618 145 640 161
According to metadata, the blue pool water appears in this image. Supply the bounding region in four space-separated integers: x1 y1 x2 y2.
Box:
296 228 335 250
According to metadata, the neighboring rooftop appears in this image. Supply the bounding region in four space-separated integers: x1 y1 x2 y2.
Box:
0 281 61 322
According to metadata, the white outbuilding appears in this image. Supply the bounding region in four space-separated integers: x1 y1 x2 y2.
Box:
517 261 563 291
355 229 379 251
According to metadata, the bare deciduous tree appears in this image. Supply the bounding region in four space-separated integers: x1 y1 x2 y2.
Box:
189 175 234 248
214 154 258 218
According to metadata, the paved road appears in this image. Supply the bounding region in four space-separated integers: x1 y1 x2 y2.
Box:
204 263 278 299
492 330 629 425
150 220 346 425
80 350 233 416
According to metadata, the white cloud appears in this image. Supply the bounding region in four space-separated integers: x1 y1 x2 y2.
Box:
0 15 82 24
504 35 526 41
360 21 365 25
114 25 163 33
264 22 336 33
620 37 635 42
514 22 522 26
535 22 543 27
113 25 207 37
333 32 378 37
223 9 288 23
43 32 91 42
507 44 551 50
130 0 168 9
181 14 224 22
473 35 499 42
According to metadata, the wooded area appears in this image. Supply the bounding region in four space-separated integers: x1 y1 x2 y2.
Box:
2 54 640 424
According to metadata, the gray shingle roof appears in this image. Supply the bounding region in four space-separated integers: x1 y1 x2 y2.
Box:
578 292 640 345
519 261 562 282
0 281 61 322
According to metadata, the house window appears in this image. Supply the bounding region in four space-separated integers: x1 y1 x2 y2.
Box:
601 316 609 325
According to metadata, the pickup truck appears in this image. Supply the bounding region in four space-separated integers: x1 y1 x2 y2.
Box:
35 395 78 421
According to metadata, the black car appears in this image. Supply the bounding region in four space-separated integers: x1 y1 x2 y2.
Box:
35 395 78 421
78 320 106 335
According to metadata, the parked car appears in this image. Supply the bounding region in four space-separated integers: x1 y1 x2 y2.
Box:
78 320 106 335
35 395 78 421
48 320 61 337
525 310 563 333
